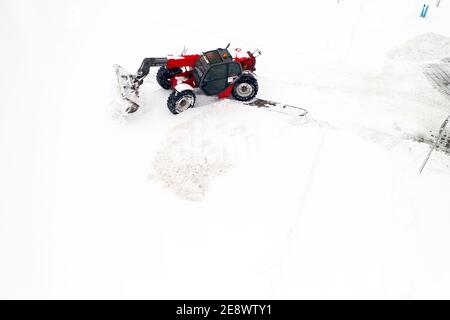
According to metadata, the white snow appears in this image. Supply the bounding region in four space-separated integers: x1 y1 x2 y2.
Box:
1 0 450 299
388 32 450 61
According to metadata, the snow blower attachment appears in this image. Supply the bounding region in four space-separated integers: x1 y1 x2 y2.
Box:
114 65 140 113
114 57 168 113
113 45 306 116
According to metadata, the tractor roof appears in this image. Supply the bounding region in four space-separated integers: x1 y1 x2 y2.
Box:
203 48 232 65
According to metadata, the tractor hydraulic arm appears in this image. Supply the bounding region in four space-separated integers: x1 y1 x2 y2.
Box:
135 57 168 82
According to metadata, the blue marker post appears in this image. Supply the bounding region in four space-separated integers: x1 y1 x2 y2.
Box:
420 4 426 17
424 5 430 17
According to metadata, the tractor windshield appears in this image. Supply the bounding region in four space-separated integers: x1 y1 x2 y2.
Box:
194 55 208 83
204 49 232 64
204 51 222 64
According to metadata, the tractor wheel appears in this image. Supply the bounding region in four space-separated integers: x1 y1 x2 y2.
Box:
156 66 182 90
232 76 258 102
167 90 196 114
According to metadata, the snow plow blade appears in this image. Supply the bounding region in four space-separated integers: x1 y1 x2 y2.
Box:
113 64 140 113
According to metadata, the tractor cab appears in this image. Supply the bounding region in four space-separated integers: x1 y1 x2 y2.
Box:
194 48 243 95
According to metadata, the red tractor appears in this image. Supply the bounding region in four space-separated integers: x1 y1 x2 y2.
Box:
114 44 261 114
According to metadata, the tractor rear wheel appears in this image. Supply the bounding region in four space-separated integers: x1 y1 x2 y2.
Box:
156 66 182 89
232 76 258 101
167 90 196 114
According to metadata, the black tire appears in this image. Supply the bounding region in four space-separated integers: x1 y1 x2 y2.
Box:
156 66 182 89
167 90 196 114
232 75 258 102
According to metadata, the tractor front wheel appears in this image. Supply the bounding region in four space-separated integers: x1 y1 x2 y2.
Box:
232 76 258 102
156 66 182 90
167 90 196 114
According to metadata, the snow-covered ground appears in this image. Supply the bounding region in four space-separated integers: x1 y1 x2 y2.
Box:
1 0 450 299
